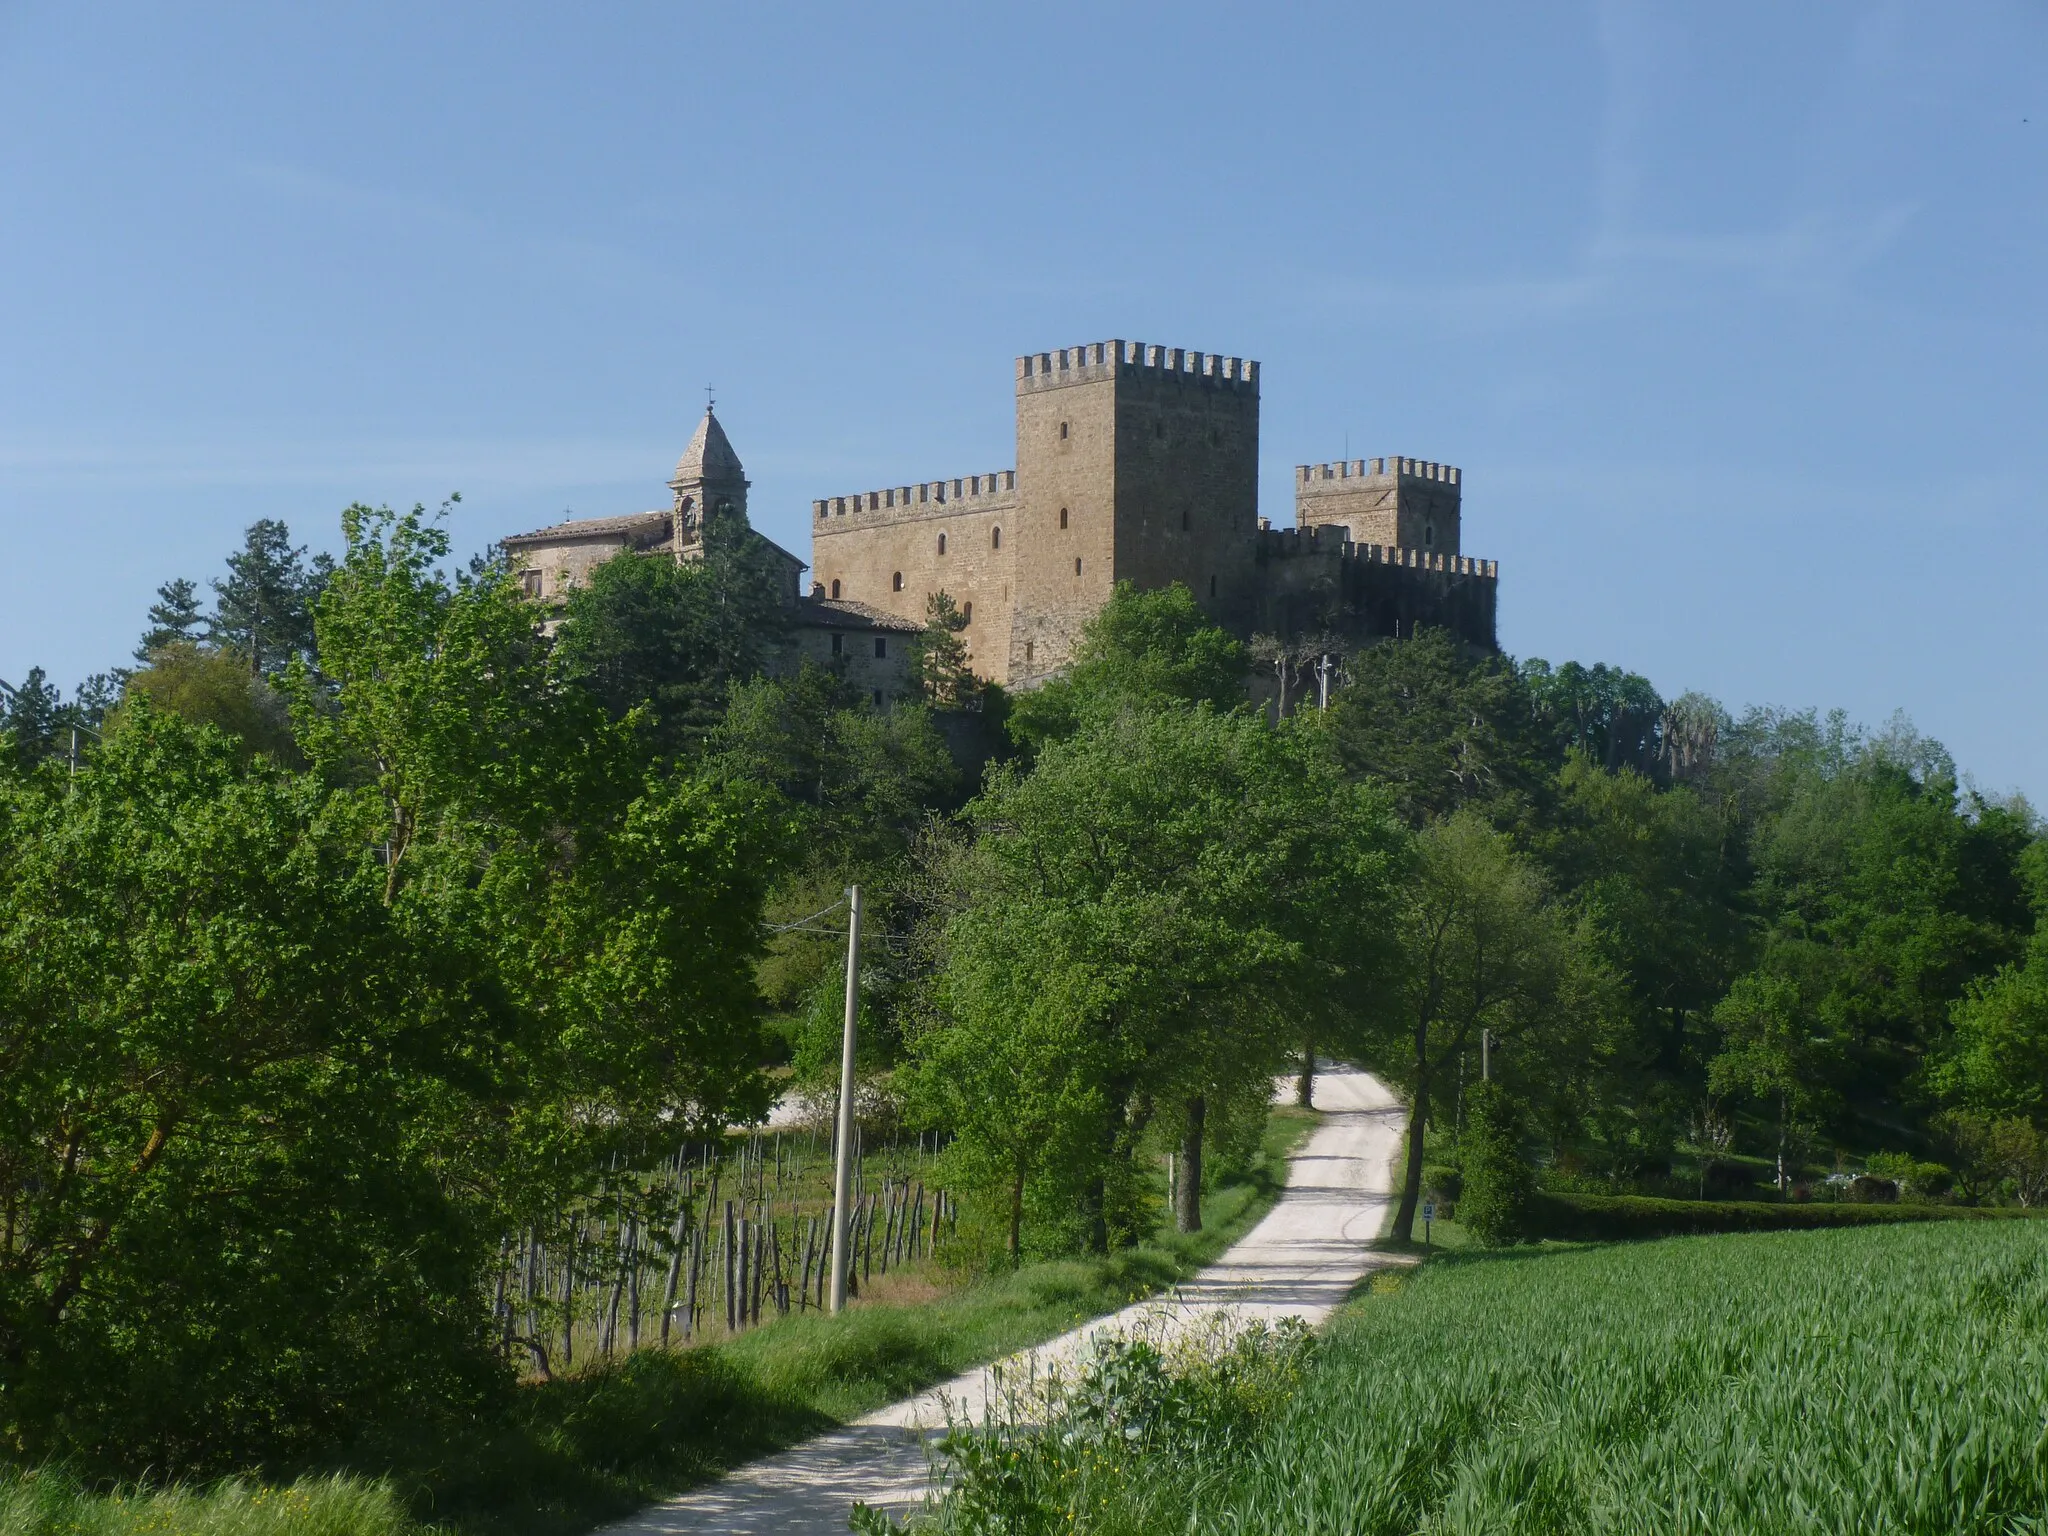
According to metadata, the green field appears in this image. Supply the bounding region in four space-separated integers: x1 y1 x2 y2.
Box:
980 1219 2048 1534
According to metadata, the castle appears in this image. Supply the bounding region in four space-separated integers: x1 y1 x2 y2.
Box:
505 339 1498 702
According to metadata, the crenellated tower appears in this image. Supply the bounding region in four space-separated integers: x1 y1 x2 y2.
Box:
1008 340 1260 682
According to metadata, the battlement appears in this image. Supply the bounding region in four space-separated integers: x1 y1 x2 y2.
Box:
1297 457 1461 488
1016 340 1259 394
814 470 1018 525
1254 523 1495 577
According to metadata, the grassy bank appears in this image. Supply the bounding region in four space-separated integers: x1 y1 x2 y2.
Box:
1 1105 1315 1536
965 1217 2048 1533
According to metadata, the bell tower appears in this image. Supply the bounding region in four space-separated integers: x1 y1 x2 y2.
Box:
667 406 749 557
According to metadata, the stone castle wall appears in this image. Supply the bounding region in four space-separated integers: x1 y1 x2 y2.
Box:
810 472 1019 681
801 339 1495 689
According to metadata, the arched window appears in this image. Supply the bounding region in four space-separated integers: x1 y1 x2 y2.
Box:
938 532 947 555
1074 557 1082 576
830 578 841 599
1059 507 1068 529
963 601 973 624
892 571 904 591
1059 421 1069 439
991 526 1001 550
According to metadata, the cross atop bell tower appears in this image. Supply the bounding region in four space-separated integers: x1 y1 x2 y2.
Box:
667 406 749 555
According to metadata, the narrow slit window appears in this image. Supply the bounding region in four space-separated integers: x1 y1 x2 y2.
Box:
831 632 843 656
1075 557 1082 576
1209 575 1217 597
962 601 973 624
938 532 947 555
1181 510 1190 531
1059 507 1068 529
1059 421 1069 439
991 526 1001 550
830 578 841 599
892 571 904 591
875 637 888 659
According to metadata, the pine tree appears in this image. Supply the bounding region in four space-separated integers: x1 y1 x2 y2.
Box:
914 590 980 709
135 577 207 662
1 666 66 767
212 520 321 675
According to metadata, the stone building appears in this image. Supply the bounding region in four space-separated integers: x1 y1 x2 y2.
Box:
811 340 1497 686
504 338 1498 701
503 410 922 706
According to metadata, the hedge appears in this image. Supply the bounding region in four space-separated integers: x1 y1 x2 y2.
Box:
1533 1192 2044 1241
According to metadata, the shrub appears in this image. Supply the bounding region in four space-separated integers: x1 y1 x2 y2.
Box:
1457 1083 1534 1245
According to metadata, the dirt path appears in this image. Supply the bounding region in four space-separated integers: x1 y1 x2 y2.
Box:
603 1068 1406 1535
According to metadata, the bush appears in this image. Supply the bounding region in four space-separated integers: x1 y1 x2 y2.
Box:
1421 1164 1463 1206
1457 1083 1534 1245
1531 1192 2041 1241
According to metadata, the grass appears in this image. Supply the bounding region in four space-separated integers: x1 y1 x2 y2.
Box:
0 1470 412 1536
1020 1219 2048 1534
0 1105 1316 1536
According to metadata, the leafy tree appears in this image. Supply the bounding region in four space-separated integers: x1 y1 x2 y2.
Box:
1006 582 1244 751
1329 628 1553 829
134 577 207 661
552 519 794 758
1521 657 1665 775
1707 971 1831 1193
1369 811 1595 1242
920 705 1400 1254
0 703 505 1472
1457 1081 1536 1244
114 643 297 762
211 519 326 676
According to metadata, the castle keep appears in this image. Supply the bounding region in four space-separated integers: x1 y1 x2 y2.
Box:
505 338 1498 701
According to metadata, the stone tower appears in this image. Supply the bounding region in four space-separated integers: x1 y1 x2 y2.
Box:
1008 342 1260 683
1295 457 1461 556
667 407 749 557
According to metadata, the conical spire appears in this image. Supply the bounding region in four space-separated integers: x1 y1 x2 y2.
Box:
671 407 744 486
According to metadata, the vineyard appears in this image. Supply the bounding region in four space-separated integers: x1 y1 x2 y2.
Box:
501 1124 958 1376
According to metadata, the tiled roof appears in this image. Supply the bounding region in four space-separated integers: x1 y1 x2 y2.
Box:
797 595 924 633
672 409 745 484
504 510 671 546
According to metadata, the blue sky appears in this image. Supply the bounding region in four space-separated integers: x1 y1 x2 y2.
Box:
2 3 2043 796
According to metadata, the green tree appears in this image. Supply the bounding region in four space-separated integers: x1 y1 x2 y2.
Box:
211 519 326 676
1457 1081 1536 1244
1329 628 1554 829
114 642 297 762
1006 582 1245 751
913 590 983 710
921 705 1399 1254
552 520 794 758
1371 811 1593 1242
0 667 65 769
134 577 207 661
1707 971 1831 1193
0 703 505 1473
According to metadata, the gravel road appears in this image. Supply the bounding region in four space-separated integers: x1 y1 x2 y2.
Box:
603 1067 1406 1535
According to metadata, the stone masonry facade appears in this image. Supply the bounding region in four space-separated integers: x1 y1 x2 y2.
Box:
811 339 1497 687
503 337 1498 701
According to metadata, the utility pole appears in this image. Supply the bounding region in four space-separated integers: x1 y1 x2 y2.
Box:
828 885 862 1313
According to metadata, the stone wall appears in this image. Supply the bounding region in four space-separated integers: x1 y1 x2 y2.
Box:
809 473 1019 682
